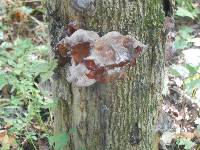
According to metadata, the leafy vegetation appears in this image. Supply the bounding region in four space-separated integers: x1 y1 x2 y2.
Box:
171 0 200 100
176 0 200 19
0 1 57 149
174 26 194 50
163 0 200 149
175 0 200 50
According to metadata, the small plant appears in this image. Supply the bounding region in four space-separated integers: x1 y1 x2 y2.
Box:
0 22 57 149
169 63 200 99
174 0 200 50
171 0 200 99
48 128 77 150
176 0 200 19
174 26 194 50
176 138 196 150
163 1 200 150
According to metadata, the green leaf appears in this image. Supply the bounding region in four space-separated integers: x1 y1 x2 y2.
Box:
176 7 195 19
29 60 50 76
169 65 190 78
184 74 200 95
40 70 54 82
13 38 33 57
0 41 13 50
185 64 198 75
174 36 189 49
26 132 38 141
35 45 49 54
13 69 22 75
179 26 194 34
0 73 7 89
175 26 194 50
10 96 24 106
192 7 200 17
49 133 69 150
177 138 196 150
7 59 16 67
41 100 57 109
39 60 57 81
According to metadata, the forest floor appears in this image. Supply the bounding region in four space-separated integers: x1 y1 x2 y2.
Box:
159 2 200 149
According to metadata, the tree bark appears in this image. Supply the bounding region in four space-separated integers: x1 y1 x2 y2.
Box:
47 0 165 150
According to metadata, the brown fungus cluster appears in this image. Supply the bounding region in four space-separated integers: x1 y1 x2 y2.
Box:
56 23 147 87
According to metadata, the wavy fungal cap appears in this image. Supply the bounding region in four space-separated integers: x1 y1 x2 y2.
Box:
57 29 147 87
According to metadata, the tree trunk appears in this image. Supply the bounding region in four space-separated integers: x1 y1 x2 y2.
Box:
47 0 165 150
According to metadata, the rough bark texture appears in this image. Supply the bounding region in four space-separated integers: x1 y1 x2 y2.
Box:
47 0 165 150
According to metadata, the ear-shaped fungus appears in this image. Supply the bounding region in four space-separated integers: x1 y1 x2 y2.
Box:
57 29 147 87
